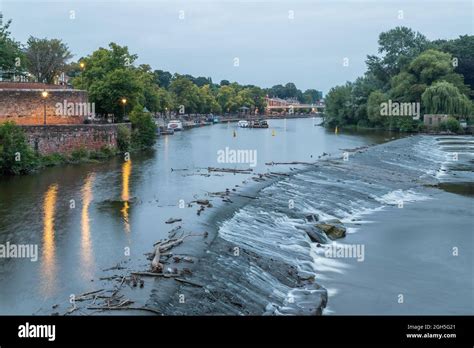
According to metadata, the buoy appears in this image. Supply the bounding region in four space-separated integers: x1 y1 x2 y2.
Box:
272 129 276 136
233 130 236 137
335 126 338 134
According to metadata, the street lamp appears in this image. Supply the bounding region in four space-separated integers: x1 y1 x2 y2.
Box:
41 90 49 125
121 98 127 122
79 62 85 87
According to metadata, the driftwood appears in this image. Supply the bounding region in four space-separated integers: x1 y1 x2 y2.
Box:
131 272 180 277
165 217 182 224
174 278 204 288
265 161 313 165
87 306 160 315
150 233 205 272
151 245 163 272
207 167 253 174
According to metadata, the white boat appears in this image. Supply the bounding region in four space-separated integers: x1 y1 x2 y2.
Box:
238 120 249 128
167 120 183 131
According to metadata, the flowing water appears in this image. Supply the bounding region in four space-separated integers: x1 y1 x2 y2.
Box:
0 119 472 315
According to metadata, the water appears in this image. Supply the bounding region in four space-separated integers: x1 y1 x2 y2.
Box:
0 118 392 314
191 134 473 315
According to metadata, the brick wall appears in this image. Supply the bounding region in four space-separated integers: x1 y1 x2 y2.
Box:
0 86 88 125
21 124 129 155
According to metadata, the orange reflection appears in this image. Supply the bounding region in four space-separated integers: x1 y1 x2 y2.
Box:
41 184 58 295
121 160 132 233
81 173 95 277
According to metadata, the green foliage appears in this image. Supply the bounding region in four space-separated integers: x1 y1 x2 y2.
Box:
439 117 462 133
129 105 157 149
117 125 131 152
25 37 73 84
40 153 65 167
366 27 429 88
367 90 387 124
69 148 90 162
431 35 474 97
324 84 353 127
422 81 472 116
73 43 144 120
0 122 38 175
0 19 25 74
325 27 473 131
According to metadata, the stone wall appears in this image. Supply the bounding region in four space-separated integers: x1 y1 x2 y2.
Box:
21 124 129 155
0 83 89 125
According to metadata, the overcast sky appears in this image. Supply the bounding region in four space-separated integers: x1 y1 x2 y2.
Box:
1 0 472 93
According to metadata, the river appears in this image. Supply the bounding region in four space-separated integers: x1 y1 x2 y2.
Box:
0 118 471 315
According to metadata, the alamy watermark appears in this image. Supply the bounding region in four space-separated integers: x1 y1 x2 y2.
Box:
55 100 95 117
324 243 365 262
0 242 38 262
380 100 420 120
217 147 257 167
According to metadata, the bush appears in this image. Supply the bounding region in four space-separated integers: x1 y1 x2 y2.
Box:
69 148 89 162
439 117 462 133
41 153 65 167
129 105 157 149
117 125 131 152
0 122 38 175
89 146 116 160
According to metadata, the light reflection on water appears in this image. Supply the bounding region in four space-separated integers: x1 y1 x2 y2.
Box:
81 173 95 279
121 160 132 233
41 184 58 296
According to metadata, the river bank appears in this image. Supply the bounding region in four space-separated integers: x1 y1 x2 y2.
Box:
1 119 471 315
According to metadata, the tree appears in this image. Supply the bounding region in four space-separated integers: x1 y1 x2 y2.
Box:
129 105 157 149
303 89 323 104
217 85 239 113
0 19 25 75
0 122 38 175
324 83 353 127
432 35 474 96
73 43 143 120
25 37 73 83
422 81 472 117
390 49 469 104
366 27 429 88
169 76 201 113
199 85 221 114
367 90 387 124
153 69 172 89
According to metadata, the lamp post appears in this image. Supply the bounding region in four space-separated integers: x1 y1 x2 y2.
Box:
79 62 85 87
41 90 49 125
121 98 127 122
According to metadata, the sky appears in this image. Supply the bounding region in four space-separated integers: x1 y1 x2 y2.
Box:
1 0 473 94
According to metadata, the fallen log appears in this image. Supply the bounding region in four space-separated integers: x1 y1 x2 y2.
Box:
174 278 204 288
131 272 180 277
207 167 253 174
87 306 161 315
165 217 182 224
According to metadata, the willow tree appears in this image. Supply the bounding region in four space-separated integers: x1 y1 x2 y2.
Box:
422 81 472 117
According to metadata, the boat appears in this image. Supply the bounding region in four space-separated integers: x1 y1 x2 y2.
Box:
250 120 269 128
167 120 183 131
159 126 174 135
238 120 249 128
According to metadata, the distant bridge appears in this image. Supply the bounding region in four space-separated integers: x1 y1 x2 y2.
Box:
266 104 325 110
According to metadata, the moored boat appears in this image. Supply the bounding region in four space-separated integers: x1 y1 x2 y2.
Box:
167 120 183 131
238 120 249 128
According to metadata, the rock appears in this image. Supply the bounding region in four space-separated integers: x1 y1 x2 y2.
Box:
305 214 319 223
196 199 210 205
315 222 346 240
296 225 328 244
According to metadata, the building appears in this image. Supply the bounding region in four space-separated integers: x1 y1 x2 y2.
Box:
0 82 89 125
423 114 448 128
